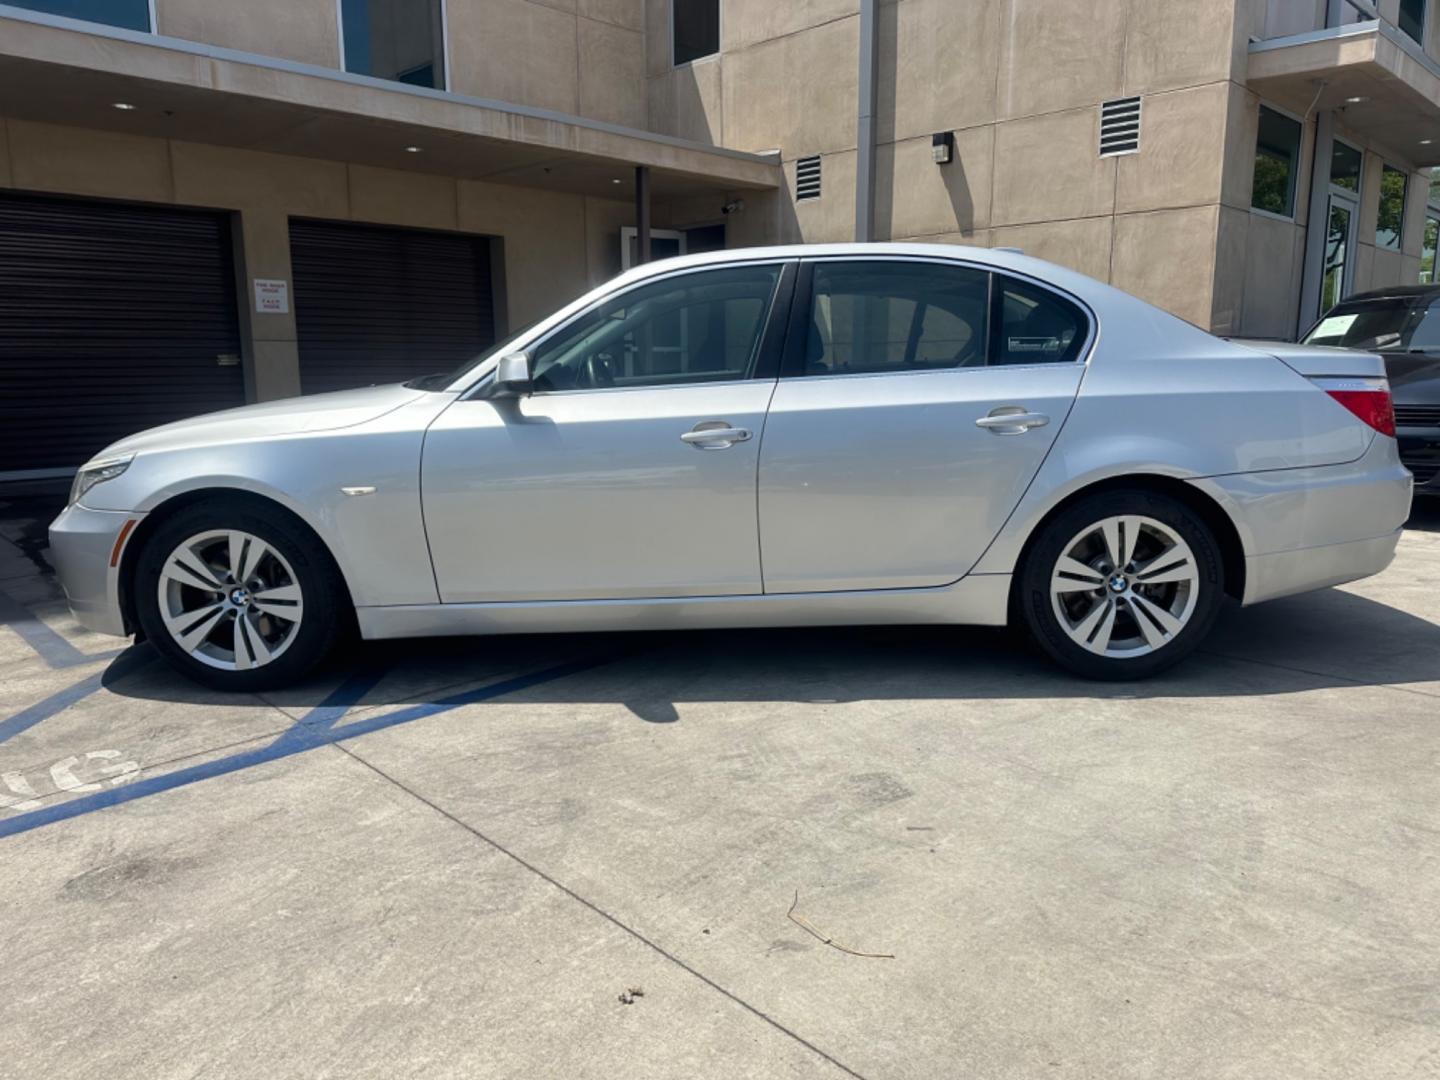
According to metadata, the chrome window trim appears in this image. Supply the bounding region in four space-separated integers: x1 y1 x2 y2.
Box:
786 254 1099 379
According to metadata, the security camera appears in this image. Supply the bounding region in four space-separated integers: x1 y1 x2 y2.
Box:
721 199 746 215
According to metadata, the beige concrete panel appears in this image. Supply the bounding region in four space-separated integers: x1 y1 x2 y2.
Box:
991 109 1117 227
779 149 856 244
647 57 722 142
578 19 647 127
720 0 859 51
877 0 999 143
1358 151 1384 240
251 339 303 402
1110 205 1220 329
6 120 171 203
643 0 672 77
1371 244 1404 288
237 208 298 343
1124 0 1238 95
1236 210 1305 338
170 142 348 217
1116 83 1229 215
156 0 340 68
458 179 589 327
997 0 1125 119
1354 241 1376 292
1402 253 1422 284
584 195 632 284
1402 167 1429 256
349 165 458 231
1212 205 1248 336
722 16 858 155
990 216 1115 283
1222 84 1262 211
579 0 643 31
875 128 992 241
448 0 580 114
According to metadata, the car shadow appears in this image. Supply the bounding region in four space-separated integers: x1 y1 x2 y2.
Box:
99 584 1440 720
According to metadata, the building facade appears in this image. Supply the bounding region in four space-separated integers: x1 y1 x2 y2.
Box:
1 0 1438 478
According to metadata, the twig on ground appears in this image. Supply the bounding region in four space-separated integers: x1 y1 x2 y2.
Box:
786 889 895 959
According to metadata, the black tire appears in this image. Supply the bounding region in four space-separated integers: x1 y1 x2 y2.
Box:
134 498 349 691
1017 490 1225 680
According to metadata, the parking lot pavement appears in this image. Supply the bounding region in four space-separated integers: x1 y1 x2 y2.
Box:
3 494 1439 1079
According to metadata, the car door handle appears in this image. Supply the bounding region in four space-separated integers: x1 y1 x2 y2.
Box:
681 423 752 449
975 409 1051 435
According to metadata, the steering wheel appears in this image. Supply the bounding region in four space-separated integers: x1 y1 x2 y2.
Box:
582 352 616 389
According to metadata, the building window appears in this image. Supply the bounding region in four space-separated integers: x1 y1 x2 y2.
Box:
1330 140 1362 192
6 0 150 31
341 0 446 89
1252 106 1302 218
1423 168 1440 283
673 0 719 66
1399 0 1428 44
1377 164 1408 250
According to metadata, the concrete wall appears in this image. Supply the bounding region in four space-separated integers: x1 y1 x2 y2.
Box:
0 117 630 401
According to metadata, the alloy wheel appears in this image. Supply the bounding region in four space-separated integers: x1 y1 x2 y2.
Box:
156 529 304 671
1048 514 1200 659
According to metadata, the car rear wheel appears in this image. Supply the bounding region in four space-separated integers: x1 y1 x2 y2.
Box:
1018 490 1225 680
135 500 348 691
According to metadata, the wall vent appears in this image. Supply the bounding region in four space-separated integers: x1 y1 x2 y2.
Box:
1099 97 1142 157
796 155 822 201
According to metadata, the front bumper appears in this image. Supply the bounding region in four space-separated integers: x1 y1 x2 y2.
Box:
48 503 141 638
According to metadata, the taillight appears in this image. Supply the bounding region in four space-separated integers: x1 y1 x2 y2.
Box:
1314 377 1396 437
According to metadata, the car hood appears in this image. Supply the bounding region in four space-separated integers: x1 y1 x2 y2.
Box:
1379 351 1440 403
95 383 430 460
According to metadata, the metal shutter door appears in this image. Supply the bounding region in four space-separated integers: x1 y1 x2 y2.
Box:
289 219 496 395
0 192 245 476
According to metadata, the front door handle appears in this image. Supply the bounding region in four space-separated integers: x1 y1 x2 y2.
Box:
681 422 752 450
975 408 1051 435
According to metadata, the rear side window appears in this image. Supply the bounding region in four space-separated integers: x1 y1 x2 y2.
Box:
992 275 1089 365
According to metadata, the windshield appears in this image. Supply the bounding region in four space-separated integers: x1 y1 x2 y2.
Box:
403 322 537 390
1303 298 1440 353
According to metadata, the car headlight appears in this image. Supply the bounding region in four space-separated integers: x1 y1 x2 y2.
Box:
69 454 135 507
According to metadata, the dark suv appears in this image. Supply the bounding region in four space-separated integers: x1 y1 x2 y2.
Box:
1303 285 1440 496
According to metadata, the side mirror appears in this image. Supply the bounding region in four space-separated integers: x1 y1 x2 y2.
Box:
488 352 533 398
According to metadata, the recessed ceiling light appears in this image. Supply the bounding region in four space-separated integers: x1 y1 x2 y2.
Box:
1421 138 1434 145
1345 96 1366 104
112 102 137 110
404 145 422 153
612 178 623 185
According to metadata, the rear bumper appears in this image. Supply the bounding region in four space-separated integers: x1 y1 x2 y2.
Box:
48 504 139 638
1190 435 1412 606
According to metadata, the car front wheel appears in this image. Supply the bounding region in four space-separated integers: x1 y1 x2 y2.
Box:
1018 490 1225 680
134 500 347 691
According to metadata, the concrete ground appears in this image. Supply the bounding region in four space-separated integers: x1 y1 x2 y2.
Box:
2 492 1438 1080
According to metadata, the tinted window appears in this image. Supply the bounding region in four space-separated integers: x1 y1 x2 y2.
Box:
994 275 1089 365
1330 141 1362 192
1304 300 1433 351
803 261 990 375
531 265 781 392
1400 0 1427 44
8 0 149 30
1252 106 1302 217
1378 165 1408 250
342 0 446 88
674 0 719 65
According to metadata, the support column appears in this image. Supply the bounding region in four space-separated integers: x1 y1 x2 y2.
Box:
1298 109 1335 333
635 165 651 265
854 0 878 242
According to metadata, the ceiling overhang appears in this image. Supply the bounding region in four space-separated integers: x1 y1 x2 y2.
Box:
0 7 781 201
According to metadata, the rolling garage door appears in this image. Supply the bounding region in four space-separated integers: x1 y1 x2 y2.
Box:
289 219 497 395
0 191 245 477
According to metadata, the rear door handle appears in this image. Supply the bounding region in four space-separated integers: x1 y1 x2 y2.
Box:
681 423 752 450
975 409 1050 435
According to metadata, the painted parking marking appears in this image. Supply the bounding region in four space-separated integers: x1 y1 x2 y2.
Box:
1 750 140 811
0 652 623 839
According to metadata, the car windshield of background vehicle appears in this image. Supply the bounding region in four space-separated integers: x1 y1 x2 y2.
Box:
1304 301 1430 351
673 0 720 65
7 0 150 30
1377 164 1408 250
1252 106 1302 217
341 0 446 88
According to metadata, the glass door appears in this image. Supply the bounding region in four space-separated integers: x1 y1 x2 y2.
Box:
1321 193 1358 315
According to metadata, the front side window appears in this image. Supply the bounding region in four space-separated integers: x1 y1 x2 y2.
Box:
530 264 782 392
803 262 990 375
341 0 446 88
1252 106 1302 217
7 0 149 31
1377 164 1409 250
1399 0 1428 44
673 0 720 65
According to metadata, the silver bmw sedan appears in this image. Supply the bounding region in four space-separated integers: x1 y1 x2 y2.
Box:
50 245 1412 689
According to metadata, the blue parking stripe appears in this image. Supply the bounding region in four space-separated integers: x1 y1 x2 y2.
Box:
0 647 154 747
0 654 617 839
0 588 124 669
